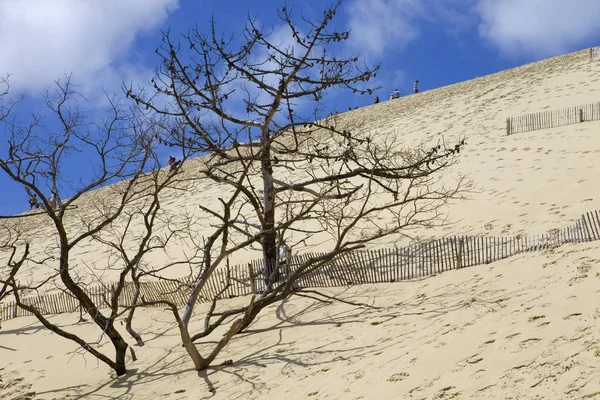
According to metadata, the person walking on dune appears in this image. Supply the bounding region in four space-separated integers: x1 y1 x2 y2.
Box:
48 193 57 209
29 195 40 210
168 155 181 174
414 80 419 94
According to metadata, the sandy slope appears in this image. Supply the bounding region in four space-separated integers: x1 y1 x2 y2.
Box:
2 48 600 399
2 241 600 399
6 48 600 282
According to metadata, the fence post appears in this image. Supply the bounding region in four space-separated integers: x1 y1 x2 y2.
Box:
247 263 256 294
456 237 464 268
579 108 583 123
581 214 593 242
506 118 511 135
285 246 293 281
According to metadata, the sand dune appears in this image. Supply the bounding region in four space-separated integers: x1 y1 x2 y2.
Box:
2 47 600 399
2 241 600 399
3 49 600 283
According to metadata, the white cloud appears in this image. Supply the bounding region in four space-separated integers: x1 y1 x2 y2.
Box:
345 0 600 61
345 0 421 58
0 0 178 94
344 0 478 59
477 0 600 57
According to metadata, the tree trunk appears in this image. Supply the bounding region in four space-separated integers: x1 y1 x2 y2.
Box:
16 292 128 375
261 135 279 288
182 238 218 328
112 332 129 375
171 304 205 371
182 281 201 329
66 286 129 375
182 256 210 328
59 249 129 375
235 293 282 333
125 280 145 347
199 296 257 370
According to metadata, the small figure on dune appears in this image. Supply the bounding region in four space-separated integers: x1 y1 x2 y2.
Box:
168 155 181 174
374 96 379 104
29 195 40 210
390 89 401 100
278 241 300 291
48 193 57 209
414 80 419 94
278 243 288 266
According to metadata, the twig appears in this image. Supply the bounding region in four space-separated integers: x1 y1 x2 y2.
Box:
295 289 380 309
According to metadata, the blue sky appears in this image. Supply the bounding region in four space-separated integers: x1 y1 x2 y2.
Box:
1 0 600 216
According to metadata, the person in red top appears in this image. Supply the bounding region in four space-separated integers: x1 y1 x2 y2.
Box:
168 155 181 174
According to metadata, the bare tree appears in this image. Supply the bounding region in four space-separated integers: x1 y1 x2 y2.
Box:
92 195 204 348
0 76 187 375
125 0 469 372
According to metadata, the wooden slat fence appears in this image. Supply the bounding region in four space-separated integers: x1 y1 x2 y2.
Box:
2 211 600 322
506 101 600 135
591 47 600 60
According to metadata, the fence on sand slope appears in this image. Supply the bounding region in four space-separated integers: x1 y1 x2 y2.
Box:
2 211 600 322
506 101 600 135
506 47 600 135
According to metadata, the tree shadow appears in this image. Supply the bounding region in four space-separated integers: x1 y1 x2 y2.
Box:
33 344 194 400
196 331 382 399
14 279 531 399
0 319 49 336
240 287 379 336
0 313 103 337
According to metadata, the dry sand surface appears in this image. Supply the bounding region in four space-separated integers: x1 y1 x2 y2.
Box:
3 48 600 281
2 48 600 398
3 241 600 399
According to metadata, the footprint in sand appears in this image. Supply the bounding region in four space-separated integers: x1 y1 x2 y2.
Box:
564 313 583 320
0 375 35 400
519 338 542 349
528 315 545 322
469 369 487 380
434 386 461 398
388 372 410 382
466 354 484 364
477 384 496 394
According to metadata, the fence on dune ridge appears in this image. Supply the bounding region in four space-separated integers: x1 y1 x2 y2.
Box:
591 47 600 60
506 101 600 135
2 210 600 322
